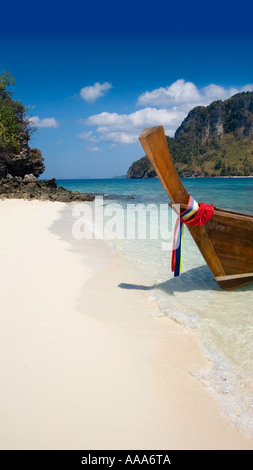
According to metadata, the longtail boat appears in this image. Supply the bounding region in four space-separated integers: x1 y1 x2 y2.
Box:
139 125 253 290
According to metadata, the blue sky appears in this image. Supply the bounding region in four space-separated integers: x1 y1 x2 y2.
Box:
1 1 253 178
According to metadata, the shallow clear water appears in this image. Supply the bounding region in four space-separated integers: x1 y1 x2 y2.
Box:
58 177 253 437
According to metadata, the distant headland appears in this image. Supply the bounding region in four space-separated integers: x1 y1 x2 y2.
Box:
127 92 253 179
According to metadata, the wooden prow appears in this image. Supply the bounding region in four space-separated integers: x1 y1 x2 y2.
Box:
139 126 189 204
139 125 226 280
139 126 253 289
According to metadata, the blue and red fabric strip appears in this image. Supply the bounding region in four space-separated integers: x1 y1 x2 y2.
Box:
174 219 184 277
171 195 214 277
171 212 184 277
180 195 199 222
171 196 199 277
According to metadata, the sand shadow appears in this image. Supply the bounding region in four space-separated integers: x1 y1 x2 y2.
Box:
49 204 253 295
118 265 253 294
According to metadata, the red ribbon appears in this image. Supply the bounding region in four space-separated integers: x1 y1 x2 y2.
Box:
182 202 214 226
171 201 214 277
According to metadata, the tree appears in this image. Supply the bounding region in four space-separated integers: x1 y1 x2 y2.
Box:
0 70 33 154
0 70 15 95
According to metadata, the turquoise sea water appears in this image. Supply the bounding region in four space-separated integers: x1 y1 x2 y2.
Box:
58 177 253 437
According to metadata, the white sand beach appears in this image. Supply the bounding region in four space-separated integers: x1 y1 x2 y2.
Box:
0 198 252 450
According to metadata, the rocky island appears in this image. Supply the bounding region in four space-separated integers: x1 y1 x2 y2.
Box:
127 92 253 178
0 70 94 202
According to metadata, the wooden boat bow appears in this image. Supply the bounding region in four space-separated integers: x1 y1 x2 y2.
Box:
139 126 253 289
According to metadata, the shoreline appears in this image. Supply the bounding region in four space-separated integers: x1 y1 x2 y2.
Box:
0 199 252 450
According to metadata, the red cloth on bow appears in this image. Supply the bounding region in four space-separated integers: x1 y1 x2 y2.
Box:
182 202 214 226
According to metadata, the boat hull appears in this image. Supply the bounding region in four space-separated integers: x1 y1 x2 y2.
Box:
139 126 253 289
215 274 253 290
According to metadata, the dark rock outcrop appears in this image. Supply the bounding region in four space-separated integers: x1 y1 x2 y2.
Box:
0 71 94 201
0 126 94 202
0 131 45 179
0 176 94 202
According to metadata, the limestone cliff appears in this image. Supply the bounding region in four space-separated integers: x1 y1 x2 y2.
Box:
0 70 94 202
0 130 94 202
127 92 253 178
0 130 45 179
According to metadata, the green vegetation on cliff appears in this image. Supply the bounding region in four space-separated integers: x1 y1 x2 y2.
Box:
126 156 157 179
0 70 45 179
127 92 253 178
0 71 93 202
0 70 31 153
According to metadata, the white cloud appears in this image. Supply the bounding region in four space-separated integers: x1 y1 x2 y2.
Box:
85 145 102 152
80 82 112 103
82 79 253 144
101 132 139 144
77 130 98 142
202 84 238 101
29 116 59 128
241 84 253 92
85 107 186 142
138 80 202 107
137 79 253 108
